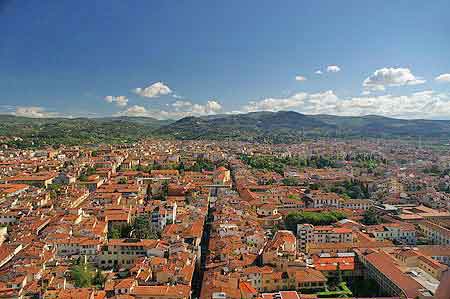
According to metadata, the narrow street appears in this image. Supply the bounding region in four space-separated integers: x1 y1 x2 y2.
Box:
191 192 214 299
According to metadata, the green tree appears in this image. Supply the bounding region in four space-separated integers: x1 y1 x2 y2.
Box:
329 181 368 199
187 158 215 172
284 211 346 232
108 224 132 239
282 177 300 186
93 270 105 287
48 183 62 199
161 181 169 199
337 262 343 284
108 227 121 239
133 215 160 239
79 174 88 181
118 177 128 184
309 183 320 190
71 262 94 287
85 166 96 176
361 208 381 225
177 161 185 172
287 194 300 200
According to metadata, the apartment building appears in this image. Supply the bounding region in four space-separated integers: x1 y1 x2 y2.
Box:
366 222 417 245
56 237 102 256
4 172 57 188
357 250 434 299
98 238 167 269
262 230 297 265
341 198 374 210
418 221 450 245
304 191 343 208
297 224 353 251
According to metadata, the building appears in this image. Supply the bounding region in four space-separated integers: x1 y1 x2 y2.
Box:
262 230 297 266
357 249 434 298
4 172 57 188
303 191 343 208
131 285 191 299
98 239 168 269
259 268 327 293
297 224 353 251
261 291 300 299
366 222 417 245
341 198 374 210
418 221 450 245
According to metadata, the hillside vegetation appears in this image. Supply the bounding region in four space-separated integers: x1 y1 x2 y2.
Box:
1 111 450 147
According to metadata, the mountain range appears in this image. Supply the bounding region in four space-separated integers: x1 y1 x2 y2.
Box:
1 111 449 146
155 111 450 142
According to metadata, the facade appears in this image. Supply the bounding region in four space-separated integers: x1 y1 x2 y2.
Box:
304 191 343 208
5 172 57 188
259 268 327 293
341 198 374 210
419 221 450 245
358 250 434 299
366 223 417 244
98 239 167 269
297 224 353 251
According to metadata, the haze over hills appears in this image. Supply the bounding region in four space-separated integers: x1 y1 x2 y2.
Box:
1 111 450 147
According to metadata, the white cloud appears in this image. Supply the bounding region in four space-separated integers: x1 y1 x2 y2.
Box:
363 67 426 92
435 73 450 83
326 65 341 73
171 99 222 114
122 105 147 116
295 75 307 81
333 90 450 119
172 100 192 109
241 90 450 119
315 70 323 75
205 100 222 112
115 96 128 107
118 100 223 119
188 100 222 115
243 93 309 112
104 95 128 107
133 82 172 98
14 106 59 118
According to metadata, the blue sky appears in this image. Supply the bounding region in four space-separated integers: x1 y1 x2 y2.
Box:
1 0 450 119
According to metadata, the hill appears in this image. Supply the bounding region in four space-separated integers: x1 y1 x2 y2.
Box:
1 112 450 147
0 115 172 147
157 111 450 142
315 114 450 138
156 111 334 142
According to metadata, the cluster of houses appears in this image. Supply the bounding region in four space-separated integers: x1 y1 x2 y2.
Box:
0 139 450 299
0 140 232 299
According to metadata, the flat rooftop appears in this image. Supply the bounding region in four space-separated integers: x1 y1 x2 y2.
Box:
405 267 440 293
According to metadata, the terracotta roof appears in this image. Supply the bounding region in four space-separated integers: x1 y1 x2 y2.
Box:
292 268 327 283
132 285 190 297
55 288 94 299
312 256 355 271
8 174 55 182
365 251 422 299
